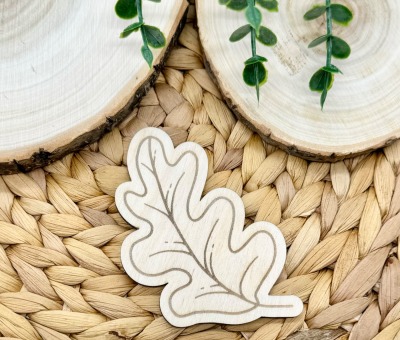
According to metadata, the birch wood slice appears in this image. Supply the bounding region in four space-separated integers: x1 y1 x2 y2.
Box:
197 0 400 161
0 0 187 174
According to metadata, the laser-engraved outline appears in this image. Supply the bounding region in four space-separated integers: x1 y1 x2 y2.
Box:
116 127 302 327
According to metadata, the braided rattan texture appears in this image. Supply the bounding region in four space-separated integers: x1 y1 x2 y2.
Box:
1 4 400 340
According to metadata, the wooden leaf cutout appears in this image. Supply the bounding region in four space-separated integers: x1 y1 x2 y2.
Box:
116 128 302 327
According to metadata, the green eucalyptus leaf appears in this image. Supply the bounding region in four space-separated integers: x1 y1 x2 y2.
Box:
243 61 268 86
331 4 353 25
257 26 277 46
320 87 328 109
304 5 326 20
229 24 252 42
141 45 153 67
115 0 138 19
309 69 333 92
322 64 342 74
219 0 230 4
243 61 268 101
227 0 247 10
120 22 143 38
331 36 351 59
244 55 268 65
142 25 166 48
308 34 330 48
256 0 278 12
245 4 262 34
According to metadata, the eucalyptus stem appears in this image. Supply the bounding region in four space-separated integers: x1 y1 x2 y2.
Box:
249 0 257 57
247 0 261 101
250 26 257 57
249 19 260 100
325 0 332 68
137 0 147 47
136 0 143 23
321 0 333 107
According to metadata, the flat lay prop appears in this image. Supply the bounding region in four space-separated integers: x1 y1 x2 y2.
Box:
116 127 303 327
0 0 187 174
1 2 400 340
197 0 400 161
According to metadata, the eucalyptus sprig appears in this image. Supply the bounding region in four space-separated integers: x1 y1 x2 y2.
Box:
305 0 353 109
115 0 166 67
220 0 278 101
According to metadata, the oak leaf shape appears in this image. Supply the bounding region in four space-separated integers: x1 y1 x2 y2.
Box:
116 128 302 327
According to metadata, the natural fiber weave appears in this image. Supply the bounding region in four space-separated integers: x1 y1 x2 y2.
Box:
1 3 400 340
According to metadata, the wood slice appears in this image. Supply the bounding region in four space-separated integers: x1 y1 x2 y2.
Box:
197 0 400 161
0 0 188 174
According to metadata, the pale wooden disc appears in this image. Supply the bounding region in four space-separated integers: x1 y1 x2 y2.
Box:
197 0 400 161
0 0 187 173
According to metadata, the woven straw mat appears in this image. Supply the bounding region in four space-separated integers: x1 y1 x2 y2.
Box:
1 4 400 340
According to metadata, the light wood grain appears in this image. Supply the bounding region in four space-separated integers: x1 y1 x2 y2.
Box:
116 127 302 327
0 0 187 173
196 0 400 161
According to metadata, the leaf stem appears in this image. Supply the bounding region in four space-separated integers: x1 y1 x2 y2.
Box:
140 28 148 48
247 0 257 58
250 24 257 57
136 0 147 46
320 0 333 109
325 0 332 67
136 0 143 24
136 0 152 67
247 0 260 101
